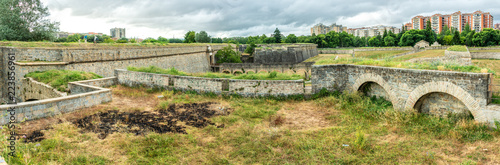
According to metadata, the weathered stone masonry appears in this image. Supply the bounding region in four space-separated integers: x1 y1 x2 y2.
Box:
1 45 230 102
312 64 496 123
115 69 304 97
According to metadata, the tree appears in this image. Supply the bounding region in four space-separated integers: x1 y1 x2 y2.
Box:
184 31 195 43
195 31 211 43
0 0 59 41
462 23 471 37
424 20 436 45
244 43 257 55
169 38 183 43
273 28 282 43
116 37 128 43
215 45 242 63
285 34 297 43
452 30 461 45
157 36 169 43
399 30 426 46
384 36 395 46
368 36 382 47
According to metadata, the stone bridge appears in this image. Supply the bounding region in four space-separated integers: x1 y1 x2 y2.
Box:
312 64 500 125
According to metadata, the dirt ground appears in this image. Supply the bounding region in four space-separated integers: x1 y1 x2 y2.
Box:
19 87 231 142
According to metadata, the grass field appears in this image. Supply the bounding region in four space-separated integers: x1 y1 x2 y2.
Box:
447 45 468 52
393 50 446 62
1 86 499 164
24 70 103 92
355 50 412 59
128 66 304 80
304 54 352 63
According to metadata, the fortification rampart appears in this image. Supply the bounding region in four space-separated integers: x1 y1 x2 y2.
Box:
1 45 231 103
471 52 500 59
253 44 318 64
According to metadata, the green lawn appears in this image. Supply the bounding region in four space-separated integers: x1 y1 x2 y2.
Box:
392 50 446 62
447 45 468 52
25 70 103 92
315 58 493 74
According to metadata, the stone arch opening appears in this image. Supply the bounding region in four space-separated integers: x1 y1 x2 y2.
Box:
233 71 243 75
222 70 230 74
25 99 39 102
258 70 267 73
404 81 485 122
357 81 390 101
413 92 473 118
246 71 255 74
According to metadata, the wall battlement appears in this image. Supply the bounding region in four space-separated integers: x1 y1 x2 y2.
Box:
253 44 318 64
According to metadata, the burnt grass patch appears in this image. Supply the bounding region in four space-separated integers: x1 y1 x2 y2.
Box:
24 102 230 141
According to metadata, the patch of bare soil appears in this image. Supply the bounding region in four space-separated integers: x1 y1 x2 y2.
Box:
23 102 230 142
275 102 332 130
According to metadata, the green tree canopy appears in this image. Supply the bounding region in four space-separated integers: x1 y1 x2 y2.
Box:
215 45 242 63
399 30 426 46
195 31 211 43
273 28 282 43
0 0 59 41
184 31 195 43
285 34 297 43
424 20 436 45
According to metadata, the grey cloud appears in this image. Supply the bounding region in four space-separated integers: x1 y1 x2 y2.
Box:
44 0 500 37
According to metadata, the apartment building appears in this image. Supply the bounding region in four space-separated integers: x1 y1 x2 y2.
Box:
310 23 347 35
110 28 126 39
408 10 493 33
495 23 500 30
347 25 401 38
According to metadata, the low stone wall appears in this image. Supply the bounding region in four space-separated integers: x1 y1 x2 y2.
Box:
312 64 492 123
21 78 67 102
318 49 354 54
115 69 304 97
0 79 112 125
469 47 500 51
229 79 304 97
353 47 414 52
68 77 117 95
426 46 450 50
471 52 500 59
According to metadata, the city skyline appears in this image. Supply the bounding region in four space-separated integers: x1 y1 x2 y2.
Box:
41 0 500 39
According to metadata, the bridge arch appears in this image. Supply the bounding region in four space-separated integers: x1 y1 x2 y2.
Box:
352 73 398 107
221 70 231 74
404 81 485 121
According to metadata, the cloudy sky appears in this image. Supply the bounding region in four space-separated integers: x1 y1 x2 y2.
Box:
40 0 499 39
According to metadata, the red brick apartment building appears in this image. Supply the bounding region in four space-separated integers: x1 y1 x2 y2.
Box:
408 10 493 33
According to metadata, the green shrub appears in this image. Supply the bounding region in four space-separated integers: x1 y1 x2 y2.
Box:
25 70 102 92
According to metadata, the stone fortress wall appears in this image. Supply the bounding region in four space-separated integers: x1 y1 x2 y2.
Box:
253 44 318 64
0 45 232 103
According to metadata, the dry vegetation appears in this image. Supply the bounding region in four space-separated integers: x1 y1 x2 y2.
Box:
393 49 446 61
355 50 411 59
1 85 499 164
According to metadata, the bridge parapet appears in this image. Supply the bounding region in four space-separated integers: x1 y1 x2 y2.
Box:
312 64 492 123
